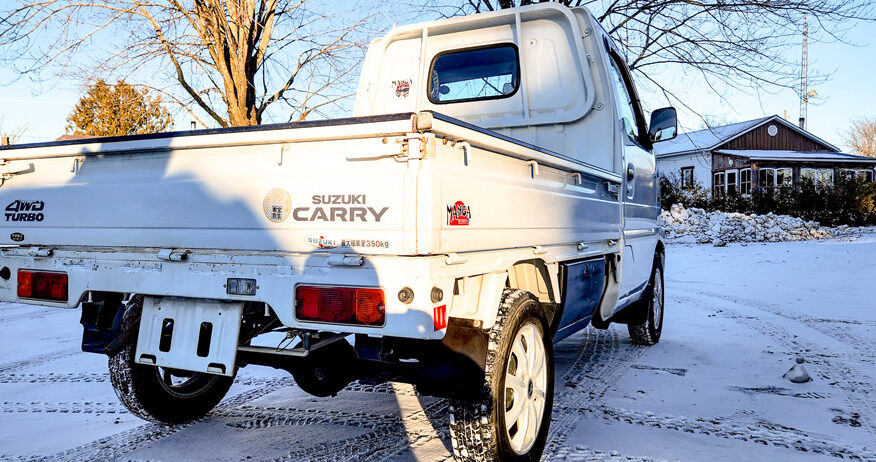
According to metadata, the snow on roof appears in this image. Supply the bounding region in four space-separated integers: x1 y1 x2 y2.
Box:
653 116 771 157
716 149 876 163
654 115 841 157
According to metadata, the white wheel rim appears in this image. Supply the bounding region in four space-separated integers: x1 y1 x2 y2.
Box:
503 322 547 454
653 269 663 328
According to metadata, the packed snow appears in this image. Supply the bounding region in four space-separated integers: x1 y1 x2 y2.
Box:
1 234 875 461
660 204 870 246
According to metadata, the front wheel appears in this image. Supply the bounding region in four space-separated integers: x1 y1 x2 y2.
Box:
627 254 665 345
108 295 234 424
449 289 554 462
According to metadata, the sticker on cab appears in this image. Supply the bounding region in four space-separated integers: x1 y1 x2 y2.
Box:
263 188 292 223
447 201 471 226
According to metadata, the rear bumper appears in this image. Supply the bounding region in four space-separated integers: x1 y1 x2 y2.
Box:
0 246 452 340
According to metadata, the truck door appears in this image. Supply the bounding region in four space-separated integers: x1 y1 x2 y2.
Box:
606 52 659 304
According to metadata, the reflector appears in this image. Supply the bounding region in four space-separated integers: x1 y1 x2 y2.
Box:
434 304 447 331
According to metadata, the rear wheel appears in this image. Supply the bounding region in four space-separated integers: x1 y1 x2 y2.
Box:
108 295 234 423
627 254 665 346
449 289 554 461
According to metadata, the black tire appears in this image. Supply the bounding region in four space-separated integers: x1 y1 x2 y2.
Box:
108 295 234 424
627 254 665 346
449 289 554 462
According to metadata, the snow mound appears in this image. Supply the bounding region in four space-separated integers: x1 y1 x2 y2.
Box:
660 204 859 245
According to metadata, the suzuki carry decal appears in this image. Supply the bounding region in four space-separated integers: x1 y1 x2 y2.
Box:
293 194 389 222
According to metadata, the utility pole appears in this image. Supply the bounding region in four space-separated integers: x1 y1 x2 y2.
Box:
799 14 810 131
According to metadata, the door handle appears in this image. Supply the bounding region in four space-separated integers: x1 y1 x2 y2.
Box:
626 163 635 181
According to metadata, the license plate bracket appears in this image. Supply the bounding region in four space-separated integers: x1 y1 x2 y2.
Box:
135 297 243 377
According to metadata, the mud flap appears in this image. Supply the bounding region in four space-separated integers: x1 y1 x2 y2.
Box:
80 294 126 354
134 297 244 377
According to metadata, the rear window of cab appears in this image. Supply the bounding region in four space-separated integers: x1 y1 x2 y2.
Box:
428 44 520 104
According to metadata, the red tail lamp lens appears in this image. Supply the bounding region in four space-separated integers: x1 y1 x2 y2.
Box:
295 286 385 326
18 270 68 302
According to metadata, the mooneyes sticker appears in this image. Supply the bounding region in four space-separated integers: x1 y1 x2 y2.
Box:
393 79 411 98
263 188 292 223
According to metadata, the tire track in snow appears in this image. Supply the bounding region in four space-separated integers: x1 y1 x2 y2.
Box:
544 327 648 458
0 401 125 415
581 405 876 460
30 378 295 462
674 284 876 363
674 290 876 445
0 349 80 374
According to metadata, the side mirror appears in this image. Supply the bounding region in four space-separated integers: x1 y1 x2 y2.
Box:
648 107 677 143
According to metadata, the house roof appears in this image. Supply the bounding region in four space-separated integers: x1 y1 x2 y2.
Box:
654 115 840 157
716 149 876 164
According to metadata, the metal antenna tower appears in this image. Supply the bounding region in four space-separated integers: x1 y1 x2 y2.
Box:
799 13 808 130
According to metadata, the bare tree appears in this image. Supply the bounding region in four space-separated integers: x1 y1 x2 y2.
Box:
428 0 875 114
0 1 372 127
844 117 876 157
0 117 29 145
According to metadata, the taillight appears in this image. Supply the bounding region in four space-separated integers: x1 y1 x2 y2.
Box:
18 270 68 302
295 286 385 326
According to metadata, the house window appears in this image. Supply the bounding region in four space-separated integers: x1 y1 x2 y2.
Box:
740 168 752 195
817 168 834 188
713 172 725 196
681 167 694 189
843 169 875 182
801 168 835 189
759 168 775 190
776 168 793 187
801 168 817 185
726 170 738 195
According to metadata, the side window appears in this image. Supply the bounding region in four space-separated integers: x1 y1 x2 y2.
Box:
726 170 738 195
740 168 751 194
607 59 638 143
680 167 694 189
429 44 520 104
713 172 725 196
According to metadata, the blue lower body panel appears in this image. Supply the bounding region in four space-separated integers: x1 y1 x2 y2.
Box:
554 258 606 342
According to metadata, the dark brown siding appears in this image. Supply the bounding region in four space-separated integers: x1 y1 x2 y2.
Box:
718 121 833 151
712 152 751 171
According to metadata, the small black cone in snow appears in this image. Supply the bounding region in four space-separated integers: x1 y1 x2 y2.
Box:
784 357 812 383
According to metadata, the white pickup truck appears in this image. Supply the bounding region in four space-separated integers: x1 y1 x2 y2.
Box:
0 3 676 460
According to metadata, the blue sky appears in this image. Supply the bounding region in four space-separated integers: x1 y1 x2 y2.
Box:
1 10 874 151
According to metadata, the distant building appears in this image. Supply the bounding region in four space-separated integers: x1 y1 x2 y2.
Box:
655 115 876 195
55 134 97 142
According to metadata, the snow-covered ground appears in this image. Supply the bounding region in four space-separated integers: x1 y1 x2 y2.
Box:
1 236 875 461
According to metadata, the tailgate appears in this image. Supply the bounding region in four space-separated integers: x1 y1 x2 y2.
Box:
0 116 419 255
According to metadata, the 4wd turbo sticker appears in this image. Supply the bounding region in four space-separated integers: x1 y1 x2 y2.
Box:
293 195 388 222
447 201 471 226
5 200 45 222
